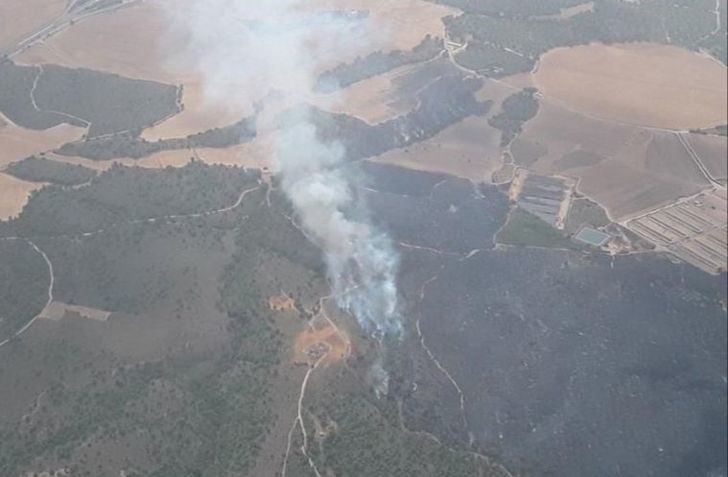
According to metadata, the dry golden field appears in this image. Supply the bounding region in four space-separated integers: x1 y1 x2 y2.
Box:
0 0 66 53
532 43 727 130
519 102 711 219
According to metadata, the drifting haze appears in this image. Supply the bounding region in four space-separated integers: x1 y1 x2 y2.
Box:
161 0 403 337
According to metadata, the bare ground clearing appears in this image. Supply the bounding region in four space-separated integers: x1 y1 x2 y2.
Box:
40 301 111 322
293 322 350 367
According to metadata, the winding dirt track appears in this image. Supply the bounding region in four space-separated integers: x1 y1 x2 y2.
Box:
0 239 54 349
0 183 260 349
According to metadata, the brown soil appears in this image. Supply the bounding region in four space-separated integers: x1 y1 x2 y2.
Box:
293 321 350 367
268 294 296 312
40 302 111 322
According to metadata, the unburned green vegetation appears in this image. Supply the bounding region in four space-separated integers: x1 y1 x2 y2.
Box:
444 0 726 77
0 60 180 136
299 367 510 477
5 156 97 186
564 197 611 234
0 173 289 475
497 206 574 248
55 115 257 161
691 124 728 137
0 239 48 342
488 88 539 146
2 160 260 237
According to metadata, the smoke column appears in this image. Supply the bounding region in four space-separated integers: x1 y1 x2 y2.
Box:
162 0 403 337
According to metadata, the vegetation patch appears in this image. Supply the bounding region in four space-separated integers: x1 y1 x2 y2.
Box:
0 240 48 342
497 206 574 248
488 88 539 146
5 156 96 186
34 64 180 138
3 160 260 237
316 35 444 92
691 124 728 137
444 0 726 77
303 370 510 477
564 197 611 234
300 74 491 162
0 61 79 130
55 116 257 161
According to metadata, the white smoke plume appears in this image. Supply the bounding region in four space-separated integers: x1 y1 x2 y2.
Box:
161 0 403 337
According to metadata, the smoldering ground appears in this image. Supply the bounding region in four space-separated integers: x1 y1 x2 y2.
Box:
160 0 404 338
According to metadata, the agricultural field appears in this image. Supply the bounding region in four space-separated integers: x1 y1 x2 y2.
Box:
516 102 712 220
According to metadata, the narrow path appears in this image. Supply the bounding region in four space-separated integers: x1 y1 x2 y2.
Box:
29 65 92 127
414 271 470 434
281 294 350 477
412 269 514 476
3 184 260 243
8 0 143 59
712 0 722 35
0 183 260 347
281 354 325 477
0 239 54 349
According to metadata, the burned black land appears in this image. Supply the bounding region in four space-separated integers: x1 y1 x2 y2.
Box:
361 163 509 253
409 241 727 477
358 165 727 477
301 72 491 161
315 35 445 92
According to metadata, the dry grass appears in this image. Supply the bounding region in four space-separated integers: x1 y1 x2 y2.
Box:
40 302 111 322
372 114 503 181
0 121 85 169
0 118 84 220
532 43 727 130
0 0 66 53
688 134 728 180
0 172 44 220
